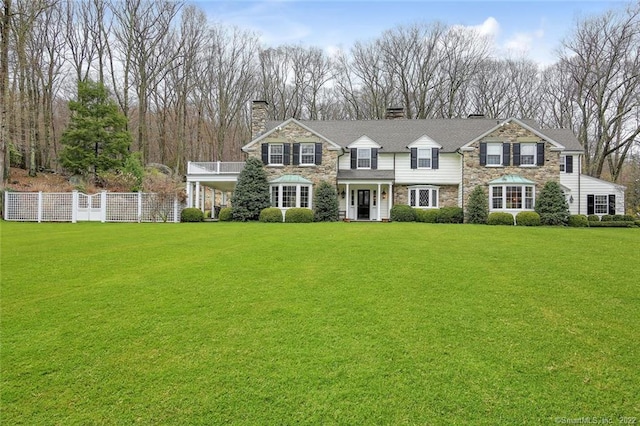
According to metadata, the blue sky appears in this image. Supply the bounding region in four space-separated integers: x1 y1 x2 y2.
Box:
194 0 626 66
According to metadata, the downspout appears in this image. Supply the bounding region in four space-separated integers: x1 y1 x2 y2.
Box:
578 155 581 214
457 149 464 211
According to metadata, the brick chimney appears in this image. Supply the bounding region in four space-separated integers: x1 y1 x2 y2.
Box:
385 107 405 120
251 100 269 139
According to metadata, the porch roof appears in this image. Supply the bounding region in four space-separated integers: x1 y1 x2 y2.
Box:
488 174 536 185
337 170 395 180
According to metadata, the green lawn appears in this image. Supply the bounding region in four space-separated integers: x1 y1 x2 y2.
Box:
1 222 639 424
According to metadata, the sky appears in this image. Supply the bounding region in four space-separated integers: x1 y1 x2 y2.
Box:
194 0 627 66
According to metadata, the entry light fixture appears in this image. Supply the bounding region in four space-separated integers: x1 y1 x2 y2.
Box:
382 190 387 200
569 195 574 204
341 190 346 199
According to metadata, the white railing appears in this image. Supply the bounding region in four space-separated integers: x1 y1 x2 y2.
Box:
4 191 183 223
187 161 245 175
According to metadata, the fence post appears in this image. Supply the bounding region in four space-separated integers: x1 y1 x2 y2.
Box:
71 190 78 223
174 197 179 223
137 191 142 222
3 191 7 220
37 191 43 223
101 191 107 222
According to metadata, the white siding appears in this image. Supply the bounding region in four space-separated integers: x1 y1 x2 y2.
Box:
561 172 626 215
395 152 461 184
338 151 393 170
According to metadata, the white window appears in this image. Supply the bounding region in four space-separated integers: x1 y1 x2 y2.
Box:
417 148 431 168
300 143 315 165
594 195 608 214
490 185 535 211
559 155 566 172
270 184 313 209
408 187 438 208
358 148 371 169
520 144 536 165
487 143 502 165
269 144 283 165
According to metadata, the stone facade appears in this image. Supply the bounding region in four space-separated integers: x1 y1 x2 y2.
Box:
246 121 340 186
462 122 561 207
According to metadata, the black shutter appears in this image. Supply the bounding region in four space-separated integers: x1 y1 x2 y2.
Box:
479 142 487 166
283 143 290 165
512 143 521 166
350 148 357 169
587 194 595 215
536 143 545 166
565 155 573 173
371 148 378 170
432 148 439 169
315 142 322 165
502 143 511 166
292 143 300 165
410 148 417 169
261 143 269 164
608 194 616 215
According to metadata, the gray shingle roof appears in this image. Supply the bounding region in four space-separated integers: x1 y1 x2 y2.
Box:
337 170 395 180
265 118 583 153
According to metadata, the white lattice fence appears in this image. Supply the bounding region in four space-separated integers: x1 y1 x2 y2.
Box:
4 191 182 223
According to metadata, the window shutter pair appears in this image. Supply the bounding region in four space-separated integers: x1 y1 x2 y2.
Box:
261 143 291 165
479 142 510 166
410 148 439 169
350 148 378 169
292 142 323 165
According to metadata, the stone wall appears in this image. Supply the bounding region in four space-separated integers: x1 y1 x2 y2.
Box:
462 122 561 206
393 184 459 208
246 121 340 185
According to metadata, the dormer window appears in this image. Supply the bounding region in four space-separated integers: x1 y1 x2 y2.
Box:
417 148 431 168
358 148 371 169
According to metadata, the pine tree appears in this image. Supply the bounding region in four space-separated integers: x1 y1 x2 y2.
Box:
535 180 570 225
313 181 339 221
230 157 271 221
60 80 132 180
466 185 488 224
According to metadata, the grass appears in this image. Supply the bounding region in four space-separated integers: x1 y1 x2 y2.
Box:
1 221 639 424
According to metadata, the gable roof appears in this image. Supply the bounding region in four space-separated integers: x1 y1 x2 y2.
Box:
252 117 583 154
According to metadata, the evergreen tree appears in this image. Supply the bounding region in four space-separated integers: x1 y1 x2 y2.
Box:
465 185 488 224
313 181 339 221
230 157 271 221
535 180 570 225
60 80 132 179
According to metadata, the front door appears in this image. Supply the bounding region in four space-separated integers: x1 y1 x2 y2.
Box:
357 190 370 220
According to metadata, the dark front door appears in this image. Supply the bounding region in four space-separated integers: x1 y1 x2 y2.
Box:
357 190 370 220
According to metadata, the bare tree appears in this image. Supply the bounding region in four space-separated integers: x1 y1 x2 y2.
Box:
1 0 10 184
559 4 640 180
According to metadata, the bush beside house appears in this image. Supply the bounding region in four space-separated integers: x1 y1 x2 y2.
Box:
218 207 233 221
230 157 271 221
180 208 204 222
285 208 314 223
259 208 283 222
488 212 514 225
465 186 488 224
390 205 416 222
313 181 339 222
516 211 540 226
535 181 570 226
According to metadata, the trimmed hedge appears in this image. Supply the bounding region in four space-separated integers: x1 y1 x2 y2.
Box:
587 214 600 222
516 211 540 226
259 207 283 223
568 214 589 227
285 208 313 223
415 209 439 223
180 208 204 222
601 215 614 222
436 207 464 224
390 205 416 222
588 221 635 228
487 212 514 226
218 207 233 222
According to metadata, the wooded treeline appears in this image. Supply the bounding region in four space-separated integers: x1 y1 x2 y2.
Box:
0 0 638 186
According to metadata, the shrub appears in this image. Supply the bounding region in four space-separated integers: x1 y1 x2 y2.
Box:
465 186 488 224
588 221 635 228
601 215 614 222
415 209 439 223
313 181 339 222
390 205 416 222
230 157 270 221
587 214 600 222
611 215 630 221
516 211 540 226
437 207 464 224
180 207 204 222
218 207 233 221
622 215 636 222
487 212 514 225
567 214 589 227
285 208 313 223
259 207 283 223
535 181 569 225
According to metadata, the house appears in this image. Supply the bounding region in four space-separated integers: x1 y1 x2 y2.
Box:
185 101 625 220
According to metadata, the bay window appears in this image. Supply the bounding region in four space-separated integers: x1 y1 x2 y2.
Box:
408 186 439 208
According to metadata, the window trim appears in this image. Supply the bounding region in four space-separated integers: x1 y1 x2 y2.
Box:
417 148 432 169
357 148 371 169
408 186 439 209
519 143 536 166
486 143 503 166
490 184 535 211
299 143 315 166
594 195 608 215
269 143 284 165
270 183 313 209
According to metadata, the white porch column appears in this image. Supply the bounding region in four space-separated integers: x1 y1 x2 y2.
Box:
388 183 393 218
195 182 201 209
345 183 350 219
186 183 192 208
377 183 381 221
